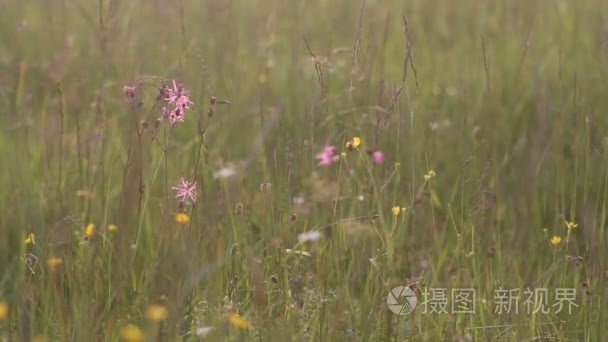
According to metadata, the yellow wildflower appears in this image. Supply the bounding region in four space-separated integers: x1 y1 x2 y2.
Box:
550 236 562 245
120 324 144 342
228 313 251 329
75 189 95 199
24 233 35 245
258 73 267 84
391 206 401 216
565 220 578 232
346 136 361 150
107 224 118 232
145 304 169 322
85 224 95 238
424 170 436 181
47 257 63 269
175 213 190 224
0 301 8 321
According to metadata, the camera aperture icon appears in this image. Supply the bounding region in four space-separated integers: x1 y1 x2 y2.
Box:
387 286 418 315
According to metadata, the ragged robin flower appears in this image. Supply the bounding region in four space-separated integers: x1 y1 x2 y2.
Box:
172 178 197 203
315 145 340 166
372 151 384 164
160 80 193 126
122 85 137 99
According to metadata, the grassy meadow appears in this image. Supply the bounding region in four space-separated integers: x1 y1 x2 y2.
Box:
1 0 608 340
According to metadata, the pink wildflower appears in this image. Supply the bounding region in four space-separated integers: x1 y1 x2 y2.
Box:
172 178 197 203
160 80 193 125
162 106 185 125
163 80 193 109
372 151 384 164
315 145 340 166
122 85 137 99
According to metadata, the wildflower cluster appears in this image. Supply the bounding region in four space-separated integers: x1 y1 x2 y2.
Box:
316 136 384 166
122 79 206 215
123 79 194 126
160 80 194 125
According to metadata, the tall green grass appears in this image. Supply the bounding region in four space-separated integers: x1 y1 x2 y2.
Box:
1 0 607 340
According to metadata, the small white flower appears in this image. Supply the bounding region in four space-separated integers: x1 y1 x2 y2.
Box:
285 249 311 256
260 182 272 191
297 230 322 242
213 167 236 179
196 326 214 337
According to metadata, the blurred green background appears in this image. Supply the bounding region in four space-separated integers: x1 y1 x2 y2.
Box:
0 0 607 340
